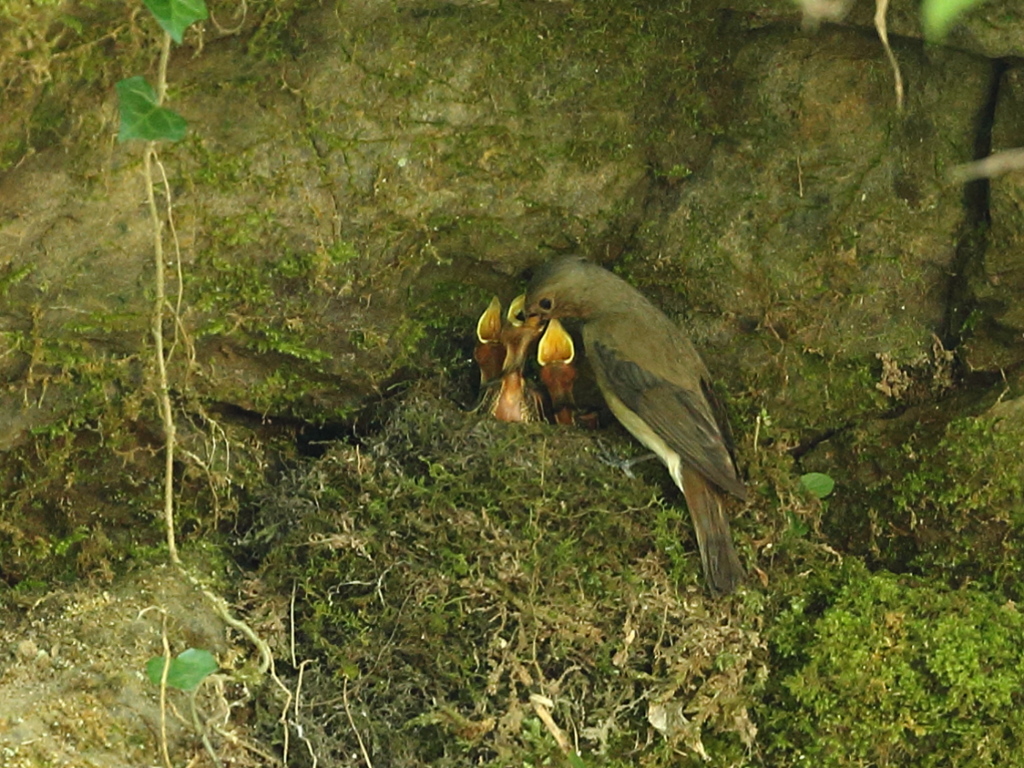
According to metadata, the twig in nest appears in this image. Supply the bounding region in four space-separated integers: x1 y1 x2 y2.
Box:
344 677 374 768
294 659 319 767
529 693 572 754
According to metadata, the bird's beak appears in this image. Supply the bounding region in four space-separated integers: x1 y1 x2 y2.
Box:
476 296 503 344
523 314 544 330
474 296 506 385
501 293 544 374
506 293 527 325
537 317 574 366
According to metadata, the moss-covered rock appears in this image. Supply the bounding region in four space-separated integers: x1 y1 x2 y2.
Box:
965 65 1024 371
804 391 1024 589
764 562 1024 767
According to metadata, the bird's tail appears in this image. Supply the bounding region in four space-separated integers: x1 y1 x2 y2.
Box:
679 466 745 594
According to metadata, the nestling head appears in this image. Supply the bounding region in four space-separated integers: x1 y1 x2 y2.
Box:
525 255 622 321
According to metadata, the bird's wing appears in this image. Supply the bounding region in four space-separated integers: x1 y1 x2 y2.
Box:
590 339 746 500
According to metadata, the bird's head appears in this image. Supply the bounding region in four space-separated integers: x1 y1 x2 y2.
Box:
524 255 607 322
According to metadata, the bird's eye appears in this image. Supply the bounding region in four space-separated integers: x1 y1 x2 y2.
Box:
539 297 553 311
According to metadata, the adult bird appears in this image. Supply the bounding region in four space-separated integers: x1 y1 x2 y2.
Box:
524 256 746 594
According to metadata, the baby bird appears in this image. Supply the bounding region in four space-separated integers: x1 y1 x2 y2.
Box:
536 318 577 426
475 294 543 423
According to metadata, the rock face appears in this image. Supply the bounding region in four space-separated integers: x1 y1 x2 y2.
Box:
628 26 993 427
2 1 1019 437
0 1 1019 430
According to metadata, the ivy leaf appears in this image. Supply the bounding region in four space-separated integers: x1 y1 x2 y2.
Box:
143 0 208 44
116 76 188 142
146 648 218 690
921 0 988 40
800 472 835 500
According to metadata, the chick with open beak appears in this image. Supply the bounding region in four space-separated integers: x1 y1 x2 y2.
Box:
536 318 577 426
475 294 544 423
525 256 746 594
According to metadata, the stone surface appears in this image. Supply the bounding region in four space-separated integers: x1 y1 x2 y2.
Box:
622 27 991 427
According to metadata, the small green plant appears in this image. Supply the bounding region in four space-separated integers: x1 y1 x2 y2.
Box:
147 647 220 766
116 0 207 143
799 472 834 500
146 647 218 690
115 76 187 142
115 0 208 563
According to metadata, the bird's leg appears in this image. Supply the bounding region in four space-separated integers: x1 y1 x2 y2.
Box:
592 439 657 479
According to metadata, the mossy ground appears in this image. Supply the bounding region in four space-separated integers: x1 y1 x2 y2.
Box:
819 391 1024 593
3 372 1024 765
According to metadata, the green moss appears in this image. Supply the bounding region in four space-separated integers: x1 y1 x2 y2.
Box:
0 262 32 297
764 564 1024 767
875 412 1024 590
245 0 311 63
187 136 256 193
189 222 362 360
0 301 277 586
244 365 324 415
0 0 158 174
794 351 881 419
0 395 156 584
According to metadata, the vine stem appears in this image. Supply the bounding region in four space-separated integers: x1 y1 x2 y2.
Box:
134 21 300 767
145 31 179 565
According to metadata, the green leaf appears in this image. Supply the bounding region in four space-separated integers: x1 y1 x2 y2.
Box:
146 648 218 690
143 0 208 44
921 0 988 40
116 76 188 142
800 472 835 500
